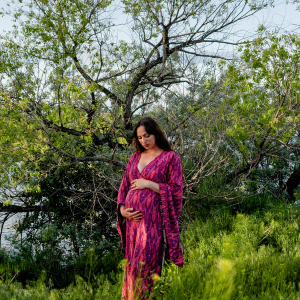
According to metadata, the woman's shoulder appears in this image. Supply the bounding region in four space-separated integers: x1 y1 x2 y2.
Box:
164 150 180 160
128 151 140 162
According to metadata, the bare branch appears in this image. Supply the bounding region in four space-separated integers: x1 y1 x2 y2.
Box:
47 140 126 169
72 56 123 105
179 49 232 60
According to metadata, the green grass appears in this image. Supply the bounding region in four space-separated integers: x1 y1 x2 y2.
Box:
2 203 300 299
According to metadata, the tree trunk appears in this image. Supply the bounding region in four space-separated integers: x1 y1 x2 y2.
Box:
285 168 300 201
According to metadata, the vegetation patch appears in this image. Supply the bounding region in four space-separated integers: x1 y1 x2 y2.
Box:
1 202 300 299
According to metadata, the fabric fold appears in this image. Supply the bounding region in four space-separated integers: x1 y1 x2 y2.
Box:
117 153 137 254
158 153 184 267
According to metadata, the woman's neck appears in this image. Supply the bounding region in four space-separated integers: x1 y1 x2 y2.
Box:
143 145 162 154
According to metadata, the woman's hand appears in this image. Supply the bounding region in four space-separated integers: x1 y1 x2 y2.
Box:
131 178 160 193
131 178 149 190
119 204 142 221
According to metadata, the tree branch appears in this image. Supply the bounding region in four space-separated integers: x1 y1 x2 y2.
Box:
72 56 123 105
47 140 126 169
0 204 44 213
179 49 232 60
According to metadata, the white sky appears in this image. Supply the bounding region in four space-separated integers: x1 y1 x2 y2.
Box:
239 1 299 32
0 0 299 58
1 1 299 32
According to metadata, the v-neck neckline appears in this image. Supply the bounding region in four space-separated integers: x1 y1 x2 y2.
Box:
137 150 164 174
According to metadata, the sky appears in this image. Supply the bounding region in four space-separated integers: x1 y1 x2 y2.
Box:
1 1 299 34
237 1 299 32
0 0 299 60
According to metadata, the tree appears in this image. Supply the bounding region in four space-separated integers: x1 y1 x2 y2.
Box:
220 31 300 200
0 0 272 251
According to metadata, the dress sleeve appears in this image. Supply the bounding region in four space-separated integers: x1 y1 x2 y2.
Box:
117 153 136 253
158 152 184 267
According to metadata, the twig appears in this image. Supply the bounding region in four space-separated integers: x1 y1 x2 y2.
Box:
9 271 20 284
259 227 273 244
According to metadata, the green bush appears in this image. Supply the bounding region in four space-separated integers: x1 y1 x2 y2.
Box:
2 201 300 299
150 203 300 299
0 221 124 289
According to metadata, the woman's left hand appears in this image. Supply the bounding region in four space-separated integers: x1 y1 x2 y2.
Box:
131 178 149 190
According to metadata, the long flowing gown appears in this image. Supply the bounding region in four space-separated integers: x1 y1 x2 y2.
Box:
117 150 184 300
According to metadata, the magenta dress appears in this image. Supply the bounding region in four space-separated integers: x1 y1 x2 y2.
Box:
117 150 184 300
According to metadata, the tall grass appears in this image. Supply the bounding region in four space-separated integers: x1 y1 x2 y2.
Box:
150 204 300 299
1 202 300 299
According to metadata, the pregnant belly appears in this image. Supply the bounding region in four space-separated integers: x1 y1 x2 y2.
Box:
125 189 160 216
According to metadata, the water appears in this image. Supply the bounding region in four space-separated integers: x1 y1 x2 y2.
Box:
0 213 21 250
0 188 24 250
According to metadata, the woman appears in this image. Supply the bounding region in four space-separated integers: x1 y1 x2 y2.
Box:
117 117 184 300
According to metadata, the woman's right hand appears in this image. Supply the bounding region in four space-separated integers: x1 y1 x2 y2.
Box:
119 205 142 221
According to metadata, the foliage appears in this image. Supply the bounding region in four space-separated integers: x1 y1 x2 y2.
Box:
0 0 300 297
0 0 276 256
0 230 123 289
2 200 300 299
218 31 300 199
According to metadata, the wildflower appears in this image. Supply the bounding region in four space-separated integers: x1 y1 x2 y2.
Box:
152 274 161 282
217 259 233 272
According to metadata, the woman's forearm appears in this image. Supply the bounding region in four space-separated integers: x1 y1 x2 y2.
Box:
119 204 125 216
147 180 160 193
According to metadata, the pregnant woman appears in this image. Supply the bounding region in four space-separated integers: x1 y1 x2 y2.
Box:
117 117 184 300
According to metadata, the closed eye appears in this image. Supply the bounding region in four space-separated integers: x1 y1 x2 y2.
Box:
138 135 150 139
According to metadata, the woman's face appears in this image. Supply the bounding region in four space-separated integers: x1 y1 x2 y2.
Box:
136 126 156 150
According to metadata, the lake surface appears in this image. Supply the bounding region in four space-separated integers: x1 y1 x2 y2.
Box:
0 213 21 250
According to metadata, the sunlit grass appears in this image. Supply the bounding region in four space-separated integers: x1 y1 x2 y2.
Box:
1 203 300 299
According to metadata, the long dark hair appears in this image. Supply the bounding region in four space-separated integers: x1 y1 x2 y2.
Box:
132 117 172 152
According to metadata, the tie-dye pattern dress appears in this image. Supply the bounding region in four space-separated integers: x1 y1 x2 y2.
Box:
117 150 184 300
